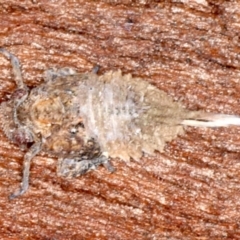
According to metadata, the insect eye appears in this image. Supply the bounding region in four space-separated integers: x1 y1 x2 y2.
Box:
12 128 34 145
12 88 28 100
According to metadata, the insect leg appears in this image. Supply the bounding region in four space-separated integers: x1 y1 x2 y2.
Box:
44 67 76 82
0 48 26 89
9 141 42 199
57 154 115 178
0 48 29 126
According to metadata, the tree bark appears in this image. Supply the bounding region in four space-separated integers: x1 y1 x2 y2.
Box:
0 0 240 239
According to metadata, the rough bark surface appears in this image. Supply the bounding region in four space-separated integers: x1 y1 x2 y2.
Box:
1 0 240 239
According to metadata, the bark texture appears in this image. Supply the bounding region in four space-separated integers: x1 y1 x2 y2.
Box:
1 0 240 239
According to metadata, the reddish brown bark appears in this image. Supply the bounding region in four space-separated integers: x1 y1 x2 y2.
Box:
1 1 240 239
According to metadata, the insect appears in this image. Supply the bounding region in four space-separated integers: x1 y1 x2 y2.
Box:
1 48 240 199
